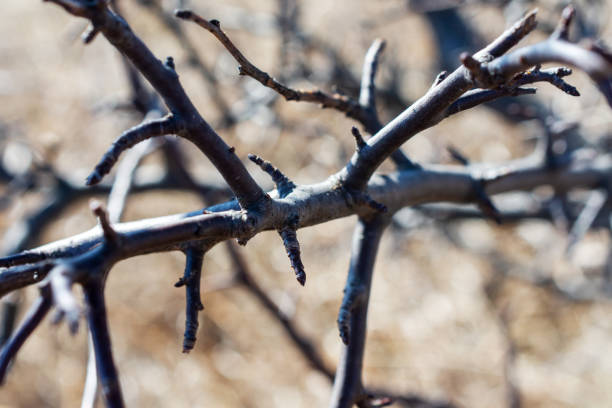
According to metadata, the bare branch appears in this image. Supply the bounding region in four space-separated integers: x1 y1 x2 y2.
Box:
176 246 206 353
86 114 178 186
81 334 98 408
513 67 579 96
43 0 95 17
135 0 236 127
330 216 388 408
551 5 575 41
0 285 51 384
45 1 267 209
566 190 608 253
225 241 334 379
248 154 296 198
470 25 612 105
341 7 612 191
359 39 386 112
339 9 540 191
83 278 124 407
106 138 159 223
1 154 609 289
174 10 366 124
444 87 536 117
481 9 538 59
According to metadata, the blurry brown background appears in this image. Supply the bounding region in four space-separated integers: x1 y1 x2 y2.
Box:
0 0 611 407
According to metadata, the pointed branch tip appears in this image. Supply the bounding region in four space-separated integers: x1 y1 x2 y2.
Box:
86 115 177 186
447 146 470 166
180 247 205 353
90 200 119 243
248 154 296 198
552 5 575 40
174 9 193 20
351 127 367 151
279 226 306 286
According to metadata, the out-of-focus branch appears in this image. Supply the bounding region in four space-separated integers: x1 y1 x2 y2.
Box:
0 285 51 384
330 215 388 408
224 241 335 379
83 278 124 407
357 40 415 169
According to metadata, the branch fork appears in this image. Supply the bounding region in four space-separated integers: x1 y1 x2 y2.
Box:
6 3 612 407
246 153 306 285
340 185 388 215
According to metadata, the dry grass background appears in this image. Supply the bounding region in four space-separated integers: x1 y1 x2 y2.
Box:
0 0 611 407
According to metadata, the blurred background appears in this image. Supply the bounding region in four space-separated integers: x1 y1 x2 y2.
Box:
0 0 611 407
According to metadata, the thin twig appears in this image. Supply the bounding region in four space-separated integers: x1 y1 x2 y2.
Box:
86 115 178 186
175 10 364 117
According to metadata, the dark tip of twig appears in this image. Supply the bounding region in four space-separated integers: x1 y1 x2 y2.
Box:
248 154 296 198
174 9 193 19
351 126 367 151
447 146 470 166
165 56 175 71
85 171 102 186
564 85 580 97
81 24 99 44
278 226 306 286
